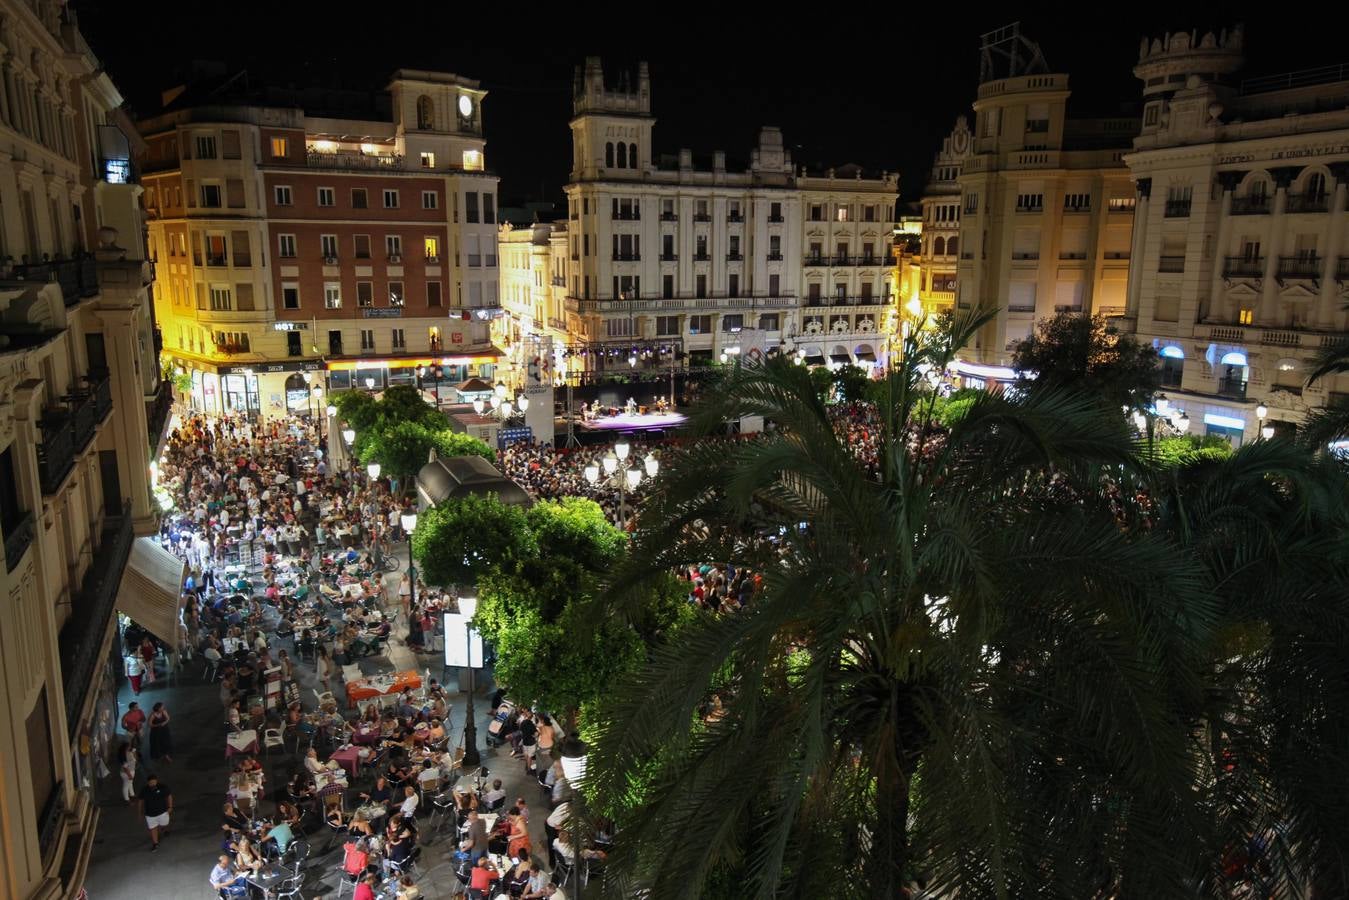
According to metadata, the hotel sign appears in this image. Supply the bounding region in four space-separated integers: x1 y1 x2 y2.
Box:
362 308 403 319
1218 143 1349 165
273 321 308 331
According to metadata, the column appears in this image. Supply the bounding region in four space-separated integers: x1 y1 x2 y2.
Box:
0 50 11 128
1208 172 1242 323
1259 167 1302 325
96 305 154 527
1125 178 1151 318
1319 166 1349 329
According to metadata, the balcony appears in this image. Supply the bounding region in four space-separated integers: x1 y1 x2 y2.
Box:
858 256 881 267
1223 256 1265 278
659 253 678 262
1059 252 1088 260
768 214 785 223
37 781 65 868
58 503 133 739
146 379 171 445
806 255 828 267
37 412 76 494
305 149 402 171
767 252 783 261
1015 204 1044 213
552 276 566 287
727 213 744 223
1285 193 1329 214
611 253 641 262
1229 196 1270 215
1338 257 1349 281
10 255 100 306
693 213 711 223
1217 377 1247 400
1008 303 1036 313
612 211 641 221
1277 255 1321 281
726 253 743 262
660 212 677 222
693 253 711 262
1063 204 1091 214
1012 252 1040 260
206 253 228 267
1158 255 1186 273
1164 200 1192 218
4 511 34 571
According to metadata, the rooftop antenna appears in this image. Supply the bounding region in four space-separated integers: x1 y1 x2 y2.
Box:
979 22 1049 84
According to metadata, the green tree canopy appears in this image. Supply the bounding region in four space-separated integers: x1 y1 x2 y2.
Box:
1013 311 1161 414
356 421 495 482
331 389 381 432
410 493 534 588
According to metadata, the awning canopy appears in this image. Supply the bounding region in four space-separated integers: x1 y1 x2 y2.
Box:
116 538 187 650
803 353 826 365
829 353 852 364
855 351 877 361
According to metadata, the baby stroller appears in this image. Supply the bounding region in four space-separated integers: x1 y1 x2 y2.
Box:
485 700 515 749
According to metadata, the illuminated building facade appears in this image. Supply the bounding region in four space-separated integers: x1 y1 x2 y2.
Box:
0 3 164 898
918 117 973 319
1120 26 1349 441
140 67 502 415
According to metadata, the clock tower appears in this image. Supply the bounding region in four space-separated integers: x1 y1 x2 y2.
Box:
570 57 654 182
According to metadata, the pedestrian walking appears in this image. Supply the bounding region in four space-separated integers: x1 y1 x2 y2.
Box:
138 774 173 852
125 652 143 695
148 702 174 764
118 742 138 804
121 701 146 748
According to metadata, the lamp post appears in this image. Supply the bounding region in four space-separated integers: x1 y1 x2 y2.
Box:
342 427 356 472
400 511 417 627
583 441 657 527
459 595 480 768
1256 403 1272 440
559 736 589 900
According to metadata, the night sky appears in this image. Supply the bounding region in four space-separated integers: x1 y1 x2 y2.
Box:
73 3 1347 207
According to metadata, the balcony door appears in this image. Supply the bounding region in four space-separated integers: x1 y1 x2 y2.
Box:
99 449 121 517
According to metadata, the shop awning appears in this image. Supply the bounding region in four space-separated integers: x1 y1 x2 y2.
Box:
855 351 877 361
804 353 826 366
829 353 852 364
116 538 187 650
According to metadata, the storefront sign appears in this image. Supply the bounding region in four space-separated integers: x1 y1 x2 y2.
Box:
218 361 322 375
363 308 403 319
273 321 309 331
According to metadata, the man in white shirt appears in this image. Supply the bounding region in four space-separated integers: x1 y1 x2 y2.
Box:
481 779 507 809
545 800 570 867
398 785 419 819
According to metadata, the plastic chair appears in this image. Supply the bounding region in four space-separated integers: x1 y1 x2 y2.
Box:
313 689 336 708
263 727 286 756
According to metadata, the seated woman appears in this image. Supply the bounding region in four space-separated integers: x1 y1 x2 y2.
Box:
302 748 325 776
287 772 316 806
276 800 302 828
501 857 533 898
347 810 377 839
233 836 264 875
324 804 347 833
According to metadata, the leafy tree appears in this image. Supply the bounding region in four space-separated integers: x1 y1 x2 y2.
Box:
588 309 1218 899
380 384 446 428
431 430 496 464
357 422 495 483
1147 433 1234 468
410 494 533 588
1013 311 1161 414
830 364 872 404
331 389 380 432
808 365 834 401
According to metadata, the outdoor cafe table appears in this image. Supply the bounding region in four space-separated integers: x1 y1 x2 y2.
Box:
346 670 421 704
329 746 364 779
226 729 260 757
352 724 382 745
315 766 349 798
248 864 289 899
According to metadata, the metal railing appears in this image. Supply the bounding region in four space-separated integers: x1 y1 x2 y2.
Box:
611 253 641 261
1217 377 1248 400
304 149 402 170
9 255 100 305
37 783 65 867
58 503 133 739
611 212 641 221
4 511 35 572
727 214 744 222
692 213 711 222
1285 193 1329 214
767 252 783 261
1278 255 1321 279
1338 257 1349 280
1229 196 1270 215
1164 200 1192 217
660 212 677 221
1223 256 1265 278
659 253 678 261
90 371 112 420
1159 255 1186 273
768 214 785 223
726 253 743 262
1012 252 1041 260
37 413 76 494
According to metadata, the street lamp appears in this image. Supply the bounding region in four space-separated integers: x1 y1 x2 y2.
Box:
1175 413 1191 434
459 595 481 768
644 452 659 479
585 442 646 526
559 736 589 900
1256 403 1270 440
400 511 418 631
365 376 376 390
472 397 486 415
342 427 356 446
367 462 381 481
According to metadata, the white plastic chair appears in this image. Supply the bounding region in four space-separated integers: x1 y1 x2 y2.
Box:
263 727 286 756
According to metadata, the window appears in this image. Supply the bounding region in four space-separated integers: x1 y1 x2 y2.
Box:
728 273 739 297
213 330 249 352
810 204 823 221
1016 193 1044 211
318 187 335 207
662 275 674 298
965 193 979 214
484 193 495 225
424 237 439 260
354 234 371 259
606 143 614 167
467 235 481 267
386 235 403 258
696 200 709 219
274 186 292 206
321 234 338 258
1064 192 1091 211
329 330 344 355
465 192 480 223
1108 197 1137 211
389 282 404 306
420 152 435 168
695 274 707 298
696 235 708 259
325 284 341 308
231 231 251 266
422 190 438 209
209 285 232 310
383 189 399 209
278 234 296 258
617 143 628 167
351 188 368 209
286 331 302 356
462 150 483 171
427 281 442 307
205 233 227 266
196 135 217 159
392 328 406 349
662 234 674 260
688 314 712 334
357 282 373 307
200 184 221 208
361 329 375 351
271 136 289 157
836 205 849 222
282 284 300 309
723 314 743 331
656 315 679 335
1239 308 1254 325
769 273 780 295
1143 104 1159 127
864 205 876 222
759 313 780 331
728 201 742 220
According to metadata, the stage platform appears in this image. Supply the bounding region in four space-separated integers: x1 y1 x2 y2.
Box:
579 410 688 432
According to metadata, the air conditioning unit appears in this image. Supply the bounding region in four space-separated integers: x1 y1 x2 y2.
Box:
388 253 403 263
324 256 338 265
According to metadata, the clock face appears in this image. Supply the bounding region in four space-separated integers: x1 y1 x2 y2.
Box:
458 95 473 118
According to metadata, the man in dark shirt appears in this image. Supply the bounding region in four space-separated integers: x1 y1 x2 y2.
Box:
139 774 174 851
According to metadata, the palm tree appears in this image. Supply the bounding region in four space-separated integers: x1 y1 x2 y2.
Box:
1298 339 1349 447
1145 439 1349 898
586 311 1219 899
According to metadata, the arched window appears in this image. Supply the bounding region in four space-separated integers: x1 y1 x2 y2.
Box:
1306 172 1327 201
605 142 614 167
629 143 638 169
947 236 958 257
616 142 628 168
933 236 946 257
416 96 434 130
